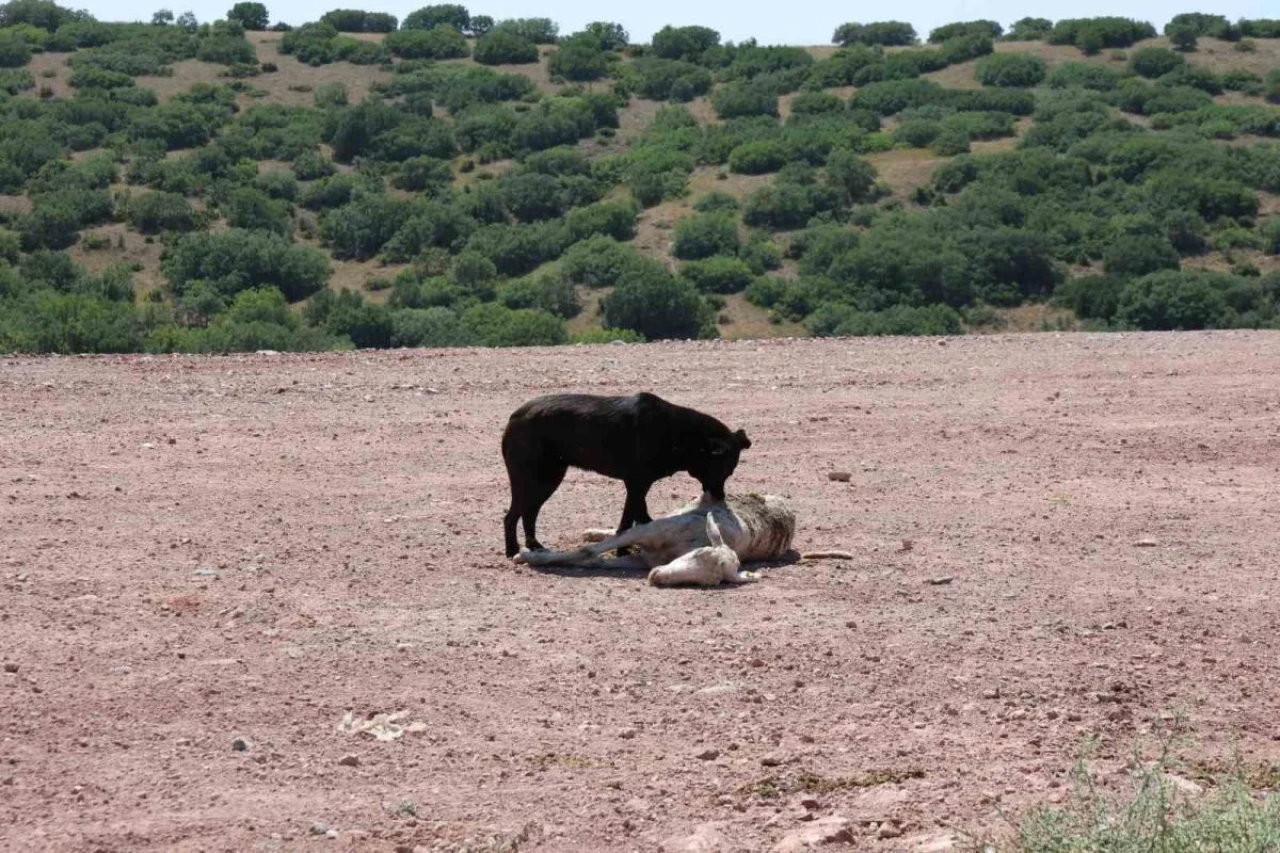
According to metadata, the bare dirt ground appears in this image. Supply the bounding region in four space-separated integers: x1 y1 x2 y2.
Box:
3 332 1280 853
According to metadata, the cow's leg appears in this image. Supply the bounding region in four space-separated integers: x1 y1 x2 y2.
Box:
614 479 654 556
518 515 681 567
504 467 526 558
520 462 567 552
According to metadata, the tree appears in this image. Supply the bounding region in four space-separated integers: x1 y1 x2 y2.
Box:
151 8 174 25
974 52 1047 87
0 33 31 67
385 24 469 59
226 1 268 30
673 214 739 260
1167 23 1198 51
390 307 475 347
602 261 713 340
1115 270 1231 330
1129 47 1185 78
680 256 755 293
548 40 609 81
832 21 917 47
824 149 878 203
401 4 469 31
1005 17 1053 40
1102 234 1181 278
473 29 538 65
460 302 567 347
581 21 627 50
651 25 720 60
709 83 778 119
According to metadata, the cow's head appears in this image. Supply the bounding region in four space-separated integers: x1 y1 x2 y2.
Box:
690 428 751 501
648 514 741 587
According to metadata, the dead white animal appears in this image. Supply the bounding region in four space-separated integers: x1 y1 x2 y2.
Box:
514 493 850 587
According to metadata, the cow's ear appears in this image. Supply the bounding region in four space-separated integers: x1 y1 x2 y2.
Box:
708 438 730 456
734 428 752 450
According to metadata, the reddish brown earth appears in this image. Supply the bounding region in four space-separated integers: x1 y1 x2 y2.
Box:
3 332 1280 853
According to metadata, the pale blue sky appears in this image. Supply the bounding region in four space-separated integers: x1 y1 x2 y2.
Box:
95 0 1272 46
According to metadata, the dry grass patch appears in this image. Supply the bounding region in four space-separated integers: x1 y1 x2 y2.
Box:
716 293 804 340
25 50 71 98
136 59 229 102
0 194 32 215
978 302 1081 334
324 256 406 301
865 147 946 201
1183 252 1280 276
68 224 166 295
564 286 607 336
1183 36 1280 77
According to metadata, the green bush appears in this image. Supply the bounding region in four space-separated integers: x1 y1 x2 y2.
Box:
1102 233 1181 277
672 214 740 260
824 149 878 202
392 155 452 193
473 29 538 65
1055 274 1125 321
291 150 338 180
631 57 712 101
729 140 786 174
710 83 779 119
559 235 641 286
693 191 740 214
460 302 567 347
680 256 755 293
570 327 646 344
651 24 720 60
388 306 473 347
929 20 1002 42
547 40 609 81
789 91 843 115
1115 269 1239 330
320 10 399 33
894 118 942 147
1046 61 1125 91
401 4 468 31
0 32 32 66
932 127 971 156
832 21 917 47
497 272 581 318
602 260 714 340
743 183 821 230
1129 47 1185 78
163 228 330 300
974 52 1046 87
384 24 468 59
565 197 639 242
227 2 269 30
127 190 198 233
1048 17 1156 51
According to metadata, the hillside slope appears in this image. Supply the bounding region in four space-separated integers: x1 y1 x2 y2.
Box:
0 6 1278 352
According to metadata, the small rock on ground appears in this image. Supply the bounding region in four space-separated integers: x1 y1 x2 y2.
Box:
660 822 730 852
338 754 360 767
772 815 853 852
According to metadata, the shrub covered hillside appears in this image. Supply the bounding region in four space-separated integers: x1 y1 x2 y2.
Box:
1 3 1279 352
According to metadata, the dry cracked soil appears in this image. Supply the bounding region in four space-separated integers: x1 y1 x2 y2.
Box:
2 331 1279 852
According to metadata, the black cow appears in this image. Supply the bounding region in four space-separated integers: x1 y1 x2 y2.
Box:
501 392 752 558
